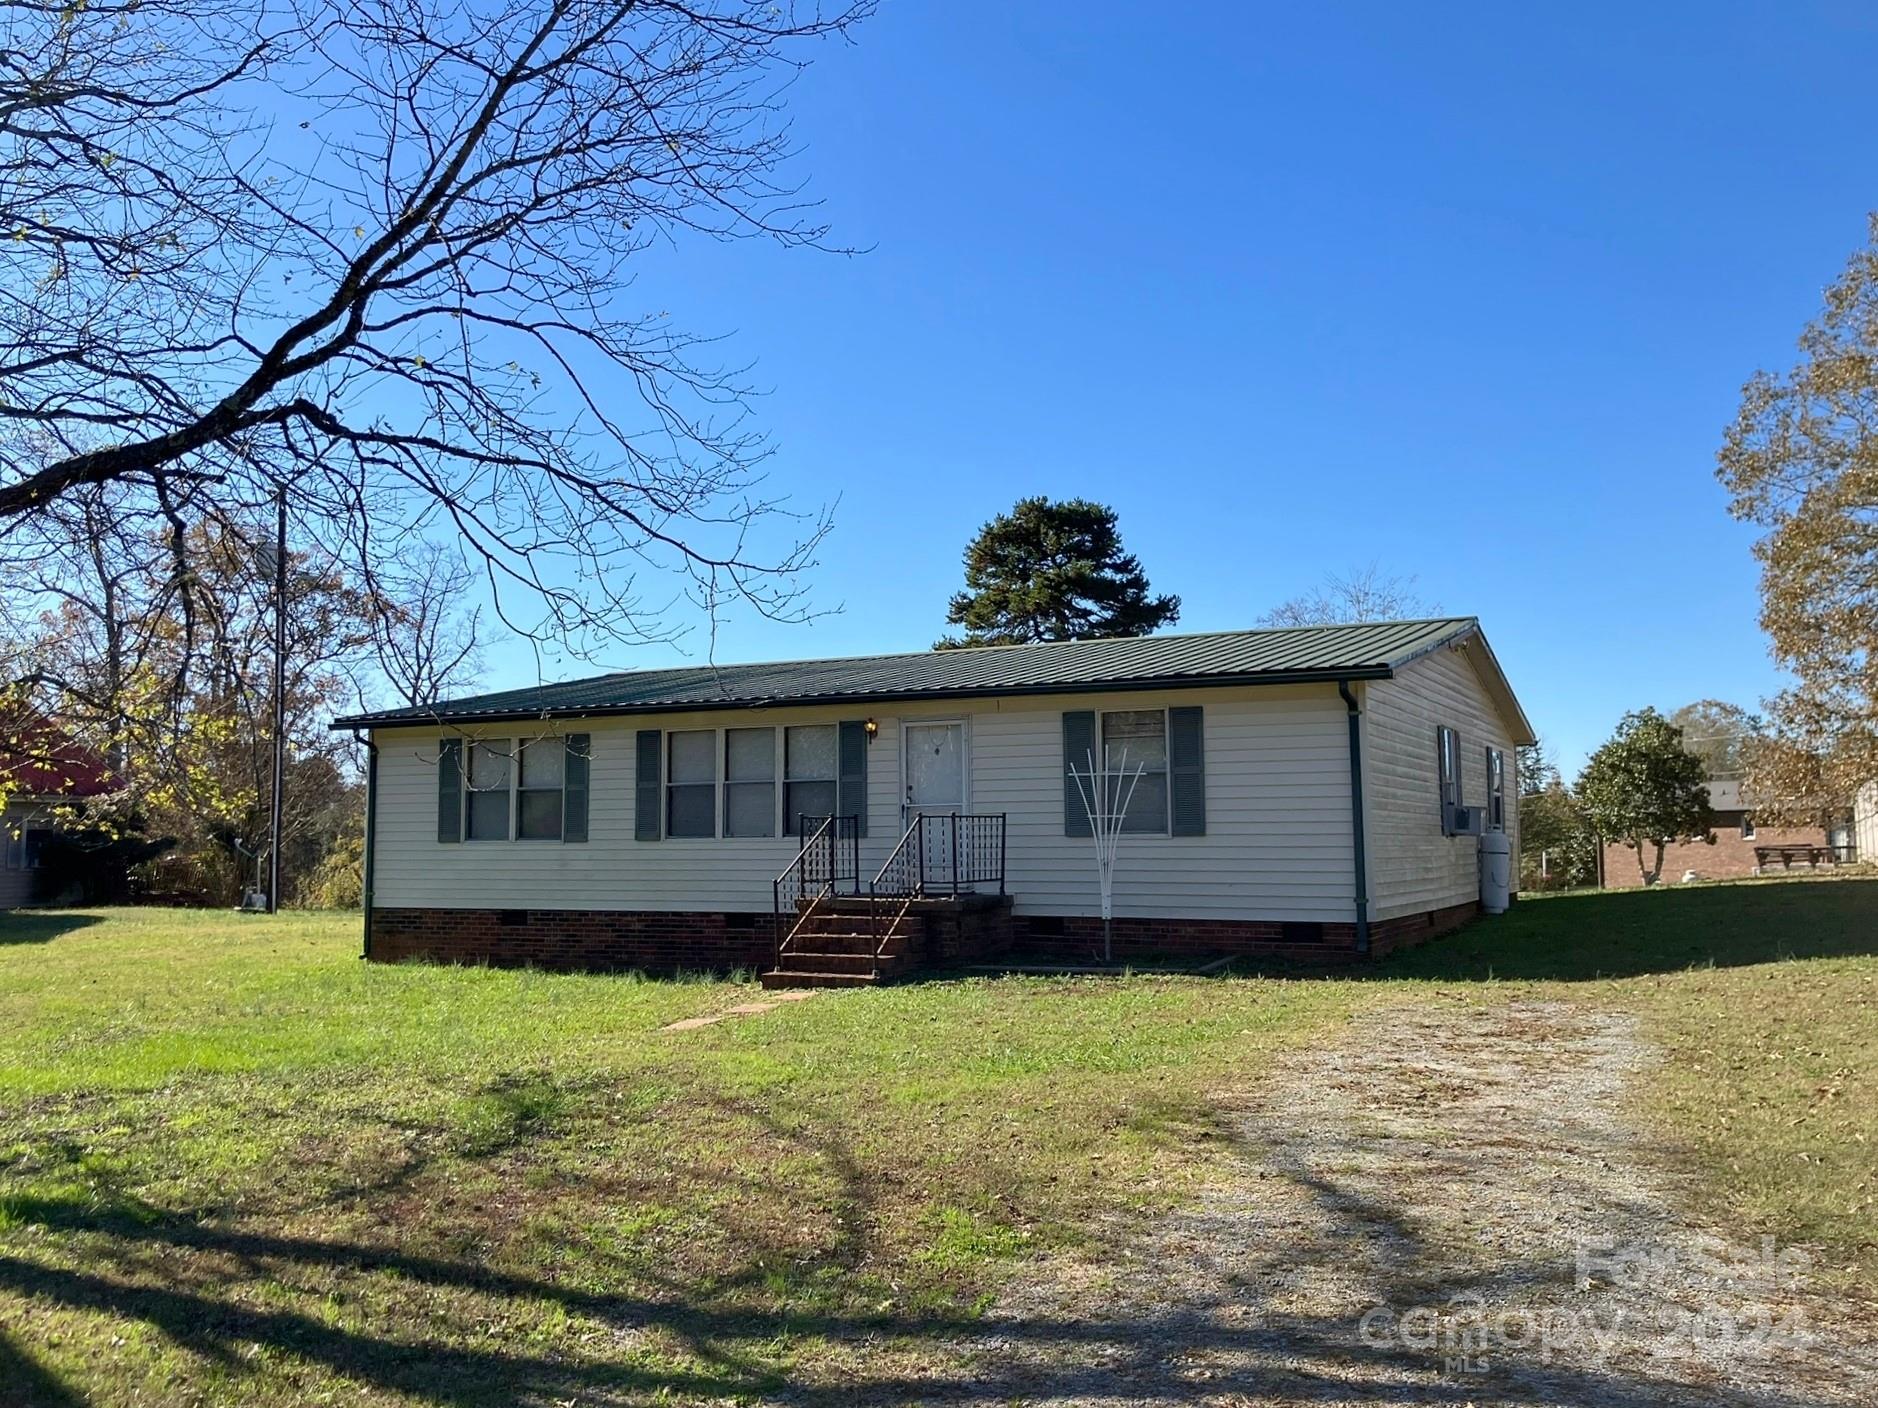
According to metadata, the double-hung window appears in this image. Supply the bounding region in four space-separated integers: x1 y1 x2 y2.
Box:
1485 746 1505 831
784 725 838 835
4 823 44 870
1100 709 1169 834
667 730 718 838
446 735 583 844
466 741 513 841
518 739 564 839
725 728 777 838
1437 725 1460 829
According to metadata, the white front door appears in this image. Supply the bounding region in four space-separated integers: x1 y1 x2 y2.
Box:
903 720 967 891
903 720 967 818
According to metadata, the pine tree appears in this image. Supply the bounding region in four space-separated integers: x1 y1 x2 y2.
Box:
937 497 1180 649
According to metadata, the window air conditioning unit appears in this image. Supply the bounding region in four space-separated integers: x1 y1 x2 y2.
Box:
1448 805 1485 837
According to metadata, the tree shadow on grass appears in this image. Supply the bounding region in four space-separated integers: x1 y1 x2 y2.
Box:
1 1329 88 1408
0 1101 1860 1408
0 911 103 947
1372 878 1878 982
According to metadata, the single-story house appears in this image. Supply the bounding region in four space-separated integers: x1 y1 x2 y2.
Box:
331 617 1534 982
1 714 114 909
1598 779 1855 888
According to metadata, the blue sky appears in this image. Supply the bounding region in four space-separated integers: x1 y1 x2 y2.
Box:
478 1 1878 774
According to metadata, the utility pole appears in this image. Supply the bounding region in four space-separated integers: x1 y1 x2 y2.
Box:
268 485 287 914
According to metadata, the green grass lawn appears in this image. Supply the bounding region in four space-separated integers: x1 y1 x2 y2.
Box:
1 882 1873 1404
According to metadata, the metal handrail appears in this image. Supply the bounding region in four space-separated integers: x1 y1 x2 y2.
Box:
866 813 1007 962
771 814 861 969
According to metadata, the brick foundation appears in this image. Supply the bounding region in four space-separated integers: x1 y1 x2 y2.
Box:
369 907 779 974
369 898 1478 974
1006 900 1480 965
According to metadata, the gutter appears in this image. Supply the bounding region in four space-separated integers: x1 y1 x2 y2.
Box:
1337 680 1372 956
351 728 378 961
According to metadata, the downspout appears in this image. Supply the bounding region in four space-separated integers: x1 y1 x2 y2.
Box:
351 728 378 961
1337 680 1372 956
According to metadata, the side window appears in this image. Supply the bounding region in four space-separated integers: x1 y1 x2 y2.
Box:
667 730 718 838
466 741 513 841
1486 747 1505 831
1741 816 1756 841
784 725 838 835
1436 725 1460 826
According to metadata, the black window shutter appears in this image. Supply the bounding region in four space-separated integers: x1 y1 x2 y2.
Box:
1062 711 1096 837
837 720 868 837
437 738 463 843
634 729 663 841
1169 706 1206 836
563 734 591 843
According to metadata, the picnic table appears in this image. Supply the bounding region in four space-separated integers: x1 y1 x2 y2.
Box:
1753 844 1843 871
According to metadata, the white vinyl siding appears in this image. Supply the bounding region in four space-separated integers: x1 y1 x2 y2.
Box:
1362 644 1521 921
368 683 1359 922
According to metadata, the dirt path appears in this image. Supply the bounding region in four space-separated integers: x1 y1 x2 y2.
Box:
931 1000 1877 1407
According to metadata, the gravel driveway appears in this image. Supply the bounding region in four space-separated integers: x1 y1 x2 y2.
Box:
897 1000 1878 1407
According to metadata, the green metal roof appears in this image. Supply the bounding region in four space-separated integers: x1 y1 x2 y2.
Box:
333 617 1525 733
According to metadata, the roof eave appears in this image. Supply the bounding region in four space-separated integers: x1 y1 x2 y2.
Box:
1400 620 1536 748
329 664 1400 732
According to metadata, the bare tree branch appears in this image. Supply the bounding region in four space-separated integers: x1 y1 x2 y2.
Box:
0 0 869 660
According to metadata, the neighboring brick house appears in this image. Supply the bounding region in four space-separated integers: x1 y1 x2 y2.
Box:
1598 780 1853 888
1 712 113 909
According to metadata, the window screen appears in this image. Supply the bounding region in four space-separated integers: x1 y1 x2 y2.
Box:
1101 709 1168 834
1486 746 1505 831
518 738 564 840
467 740 512 841
784 725 837 835
1437 726 1460 818
667 730 717 837
725 727 777 837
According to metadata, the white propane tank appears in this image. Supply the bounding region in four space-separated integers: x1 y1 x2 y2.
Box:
1478 831 1512 914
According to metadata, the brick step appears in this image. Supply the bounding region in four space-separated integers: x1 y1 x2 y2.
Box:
782 933 906 958
761 969 880 990
789 914 919 938
771 950 901 976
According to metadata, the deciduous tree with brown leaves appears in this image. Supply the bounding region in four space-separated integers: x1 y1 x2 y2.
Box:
1719 215 1878 819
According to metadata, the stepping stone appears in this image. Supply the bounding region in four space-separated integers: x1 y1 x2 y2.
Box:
725 1002 778 1016
661 1015 724 1031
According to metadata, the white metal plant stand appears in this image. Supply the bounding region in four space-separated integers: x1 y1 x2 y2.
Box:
1068 747 1147 963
